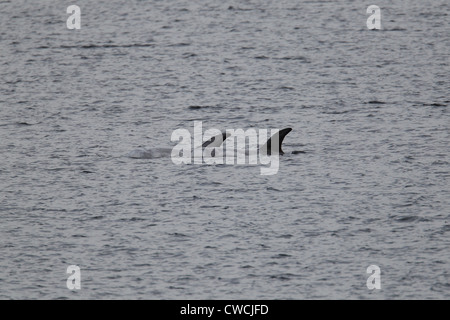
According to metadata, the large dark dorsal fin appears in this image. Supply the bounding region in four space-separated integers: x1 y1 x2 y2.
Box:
260 128 292 155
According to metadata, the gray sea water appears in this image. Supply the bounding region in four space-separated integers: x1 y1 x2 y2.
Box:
0 0 449 299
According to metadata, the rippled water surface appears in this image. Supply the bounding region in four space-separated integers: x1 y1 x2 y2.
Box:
0 0 449 299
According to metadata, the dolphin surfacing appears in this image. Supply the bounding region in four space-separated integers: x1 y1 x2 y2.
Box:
258 127 292 155
127 132 230 159
127 128 296 160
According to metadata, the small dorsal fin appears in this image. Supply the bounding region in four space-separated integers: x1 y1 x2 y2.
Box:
259 128 292 155
202 132 231 148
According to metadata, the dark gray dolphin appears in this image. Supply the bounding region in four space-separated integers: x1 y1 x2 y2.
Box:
258 128 292 155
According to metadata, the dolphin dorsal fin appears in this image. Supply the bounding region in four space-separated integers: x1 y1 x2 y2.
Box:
202 132 231 148
259 128 292 155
